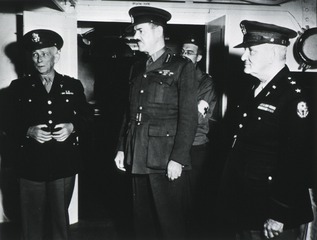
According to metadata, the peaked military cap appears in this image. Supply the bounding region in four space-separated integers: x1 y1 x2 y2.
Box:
234 20 297 48
128 6 171 28
182 36 203 48
22 29 64 51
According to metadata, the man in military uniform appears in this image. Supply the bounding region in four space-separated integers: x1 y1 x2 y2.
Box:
180 36 218 237
218 20 313 240
114 6 197 240
6 29 92 240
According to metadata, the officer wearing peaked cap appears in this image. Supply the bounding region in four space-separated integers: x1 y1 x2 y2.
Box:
6 29 92 239
234 20 297 48
22 29 64 51
218 20 313 240
128 6 171 27
115 6 197 240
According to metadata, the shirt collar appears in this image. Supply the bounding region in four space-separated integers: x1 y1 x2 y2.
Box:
149 47 166 62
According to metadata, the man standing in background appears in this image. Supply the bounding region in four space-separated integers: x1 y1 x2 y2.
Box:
180 36 218 238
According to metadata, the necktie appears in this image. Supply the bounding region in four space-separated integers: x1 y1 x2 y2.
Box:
254 83 264 97
43 79 53 93
146 56 153 67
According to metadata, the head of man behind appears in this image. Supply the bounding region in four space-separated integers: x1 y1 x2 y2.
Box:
128 6 171 55
234 20 297 82
22 29 63 76
181 37 203 65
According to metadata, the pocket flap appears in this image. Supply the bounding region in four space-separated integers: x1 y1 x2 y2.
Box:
151 74 174 86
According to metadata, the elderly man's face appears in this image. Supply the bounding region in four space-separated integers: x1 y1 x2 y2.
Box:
31 46 60 75
133 23 159 54
241 44 273 78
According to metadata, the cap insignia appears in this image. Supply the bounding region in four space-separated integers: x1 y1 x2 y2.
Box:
130 15 134 24
297 101 309 118
31 33 40 43
241 24 247 35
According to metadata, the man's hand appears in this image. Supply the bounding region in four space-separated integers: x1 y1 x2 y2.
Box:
51 123 74 142
264 219 284 239
114 151 126 171
27 124 53 143
167 160 183 181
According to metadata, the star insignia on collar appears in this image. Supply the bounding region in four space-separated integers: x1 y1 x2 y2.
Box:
290 81 296 85
295 89 301 93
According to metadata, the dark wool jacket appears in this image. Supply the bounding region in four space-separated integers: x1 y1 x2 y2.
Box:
117 48 198 174
193 67 217 146
220 66 313 230
7 72 93 181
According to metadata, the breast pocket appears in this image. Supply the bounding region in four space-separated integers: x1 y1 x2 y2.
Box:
148 75 177 104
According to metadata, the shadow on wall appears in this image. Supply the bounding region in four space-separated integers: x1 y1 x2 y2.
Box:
0 41 24 224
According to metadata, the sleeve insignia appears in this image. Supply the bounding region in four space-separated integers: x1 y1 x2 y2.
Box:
198 100 209 118
297 101 309 118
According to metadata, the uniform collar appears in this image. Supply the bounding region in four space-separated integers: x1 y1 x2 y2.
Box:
149 47 166 62
254 66 290 98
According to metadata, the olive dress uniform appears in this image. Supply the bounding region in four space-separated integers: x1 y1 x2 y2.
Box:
6 29 92 240
220 66 313 231
8 72 91 181
117 47 197 239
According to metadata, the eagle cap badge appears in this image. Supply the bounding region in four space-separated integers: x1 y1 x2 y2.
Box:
31 33 40 43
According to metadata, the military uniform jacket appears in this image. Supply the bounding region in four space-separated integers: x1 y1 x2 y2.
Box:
7 72 92 181
193 67 217 146
221 66 313 229
117 48 198 174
